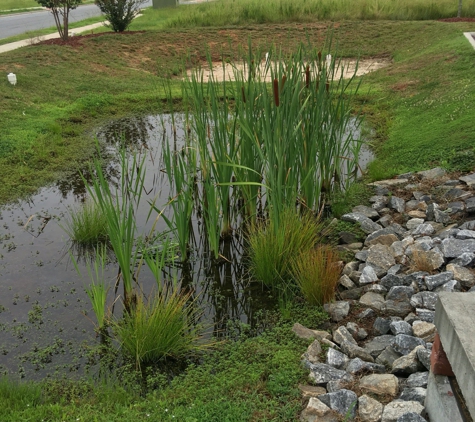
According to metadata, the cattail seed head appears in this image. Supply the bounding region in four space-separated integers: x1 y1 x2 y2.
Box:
281 74 287 92
273 78 280 107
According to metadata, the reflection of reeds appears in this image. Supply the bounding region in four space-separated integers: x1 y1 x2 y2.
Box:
291 245 341 305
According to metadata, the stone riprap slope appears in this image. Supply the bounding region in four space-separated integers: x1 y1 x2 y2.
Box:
295 168 475 422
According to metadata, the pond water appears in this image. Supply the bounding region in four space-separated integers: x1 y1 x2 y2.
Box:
0 113 373 379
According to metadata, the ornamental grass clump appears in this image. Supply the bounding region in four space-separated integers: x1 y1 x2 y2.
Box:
248 208 323 288
112 288 203 369
291 245 341 305
63 200 108 247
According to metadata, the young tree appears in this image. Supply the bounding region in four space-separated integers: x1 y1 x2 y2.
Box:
95 0 147 32
35 0 82 41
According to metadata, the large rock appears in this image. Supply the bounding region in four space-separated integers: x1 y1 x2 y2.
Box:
318 389 358 419
441 238 475 258
353 205 380 220
390 320 413 336
365 335 396 358
293 323 319 340
307 363 352 384
303 340 323 364
324 301 350 322
299 384 327 399
398 387 426 405
381 400 424 422
380 274 410 290
388 196 406 213
410 291 438 310
333 326 357 346
376 346 402 368
366 244 396 271
459 172 475 187
326 348 350 370
386 286 414 302
408 249 444 271
391 346 425 375
373 317 391 335
360 292 385 310
359 374 399 397
416 347 431 370
417 167 446 179
340 341 375 363
424 271 453 290
382 300 413 318
365 230 400 247
393 335 425 356
341 212 383 234
300 397 338 422
358 394 383 422
446 263 475 288
346 358 386 375
412 321 435 342
406 371 429 388
396 413 427 422
359 266 379 285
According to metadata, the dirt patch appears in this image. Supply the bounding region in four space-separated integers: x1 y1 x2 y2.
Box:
185 58 390 82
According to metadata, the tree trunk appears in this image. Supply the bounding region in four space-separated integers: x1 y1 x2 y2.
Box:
458 0 462 17
62 3 69 41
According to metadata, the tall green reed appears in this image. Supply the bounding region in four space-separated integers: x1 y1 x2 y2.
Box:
87 147 147 311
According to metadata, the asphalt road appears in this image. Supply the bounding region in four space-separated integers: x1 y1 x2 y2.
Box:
0 1 153 40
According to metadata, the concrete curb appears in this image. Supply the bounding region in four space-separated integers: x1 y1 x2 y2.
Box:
464 32 475 50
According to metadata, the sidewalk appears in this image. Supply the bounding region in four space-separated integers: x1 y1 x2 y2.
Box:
0 22 107 54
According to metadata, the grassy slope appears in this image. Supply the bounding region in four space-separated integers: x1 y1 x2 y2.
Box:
1 17 474 203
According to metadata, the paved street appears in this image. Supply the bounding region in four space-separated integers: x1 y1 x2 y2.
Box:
0 1 153 40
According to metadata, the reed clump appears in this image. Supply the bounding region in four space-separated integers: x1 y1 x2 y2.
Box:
112 289 203 369
291 245 342 305
248 208 323 288
63 201 108 246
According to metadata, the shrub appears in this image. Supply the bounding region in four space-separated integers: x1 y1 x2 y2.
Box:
248 208 323 288
95 0 147 32
291 245 341 305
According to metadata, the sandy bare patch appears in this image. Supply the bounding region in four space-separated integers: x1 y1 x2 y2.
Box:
186 58 390 82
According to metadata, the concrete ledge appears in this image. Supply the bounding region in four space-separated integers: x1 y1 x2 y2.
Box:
464 32 475 50
435 292 475 418
425 372 463 422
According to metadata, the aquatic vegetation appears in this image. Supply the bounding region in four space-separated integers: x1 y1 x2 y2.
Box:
62 200 108 246
248 208 323 288
291 245 342 306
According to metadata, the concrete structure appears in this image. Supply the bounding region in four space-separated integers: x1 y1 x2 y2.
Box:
464 32 475 50
426 292 475 422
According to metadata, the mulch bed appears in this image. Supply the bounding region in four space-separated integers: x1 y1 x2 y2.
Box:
37 31 146 47
438 17 475 22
